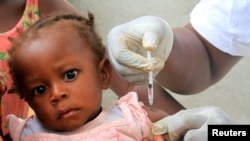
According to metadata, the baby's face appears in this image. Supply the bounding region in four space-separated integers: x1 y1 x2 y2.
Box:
12 26 110 131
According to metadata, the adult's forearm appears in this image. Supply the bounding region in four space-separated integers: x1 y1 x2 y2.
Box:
156 24 211 94
156 23 242 94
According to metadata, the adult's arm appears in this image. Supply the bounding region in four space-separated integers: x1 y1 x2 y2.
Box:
111 67 185 114
39 0 79 16
156 23 242 94
108 20 241 113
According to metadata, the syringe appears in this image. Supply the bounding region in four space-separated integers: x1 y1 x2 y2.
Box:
147 51 154 106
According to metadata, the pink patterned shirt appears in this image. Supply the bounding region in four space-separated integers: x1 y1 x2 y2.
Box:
7 92 153 141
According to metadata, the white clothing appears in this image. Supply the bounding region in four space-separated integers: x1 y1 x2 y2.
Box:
190 0 250 56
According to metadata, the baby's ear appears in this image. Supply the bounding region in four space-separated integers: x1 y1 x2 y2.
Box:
99 58 112 89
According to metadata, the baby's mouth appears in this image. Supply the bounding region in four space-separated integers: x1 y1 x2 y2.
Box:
57 108 80 120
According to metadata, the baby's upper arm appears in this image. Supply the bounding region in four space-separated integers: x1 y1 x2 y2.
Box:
142 105 169 122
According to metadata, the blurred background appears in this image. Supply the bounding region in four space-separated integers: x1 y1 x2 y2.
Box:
68 0 250 123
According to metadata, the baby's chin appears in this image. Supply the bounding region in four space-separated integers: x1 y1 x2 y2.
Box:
42 119 85 132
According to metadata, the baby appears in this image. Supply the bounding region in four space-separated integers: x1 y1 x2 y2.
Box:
6 13 168 141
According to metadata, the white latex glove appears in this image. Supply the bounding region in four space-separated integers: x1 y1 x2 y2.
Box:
107 16 173 84
151 106 233 141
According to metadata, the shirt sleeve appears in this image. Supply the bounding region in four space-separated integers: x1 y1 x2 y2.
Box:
190 0 250 56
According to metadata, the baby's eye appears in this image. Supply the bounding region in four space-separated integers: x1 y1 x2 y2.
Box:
32 86 47 96
64 70 78 81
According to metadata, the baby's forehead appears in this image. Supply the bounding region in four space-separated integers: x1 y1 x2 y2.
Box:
35 21 78 36
32 22 82 41
13 34 91 66
11 17 100 62
17 29 83 55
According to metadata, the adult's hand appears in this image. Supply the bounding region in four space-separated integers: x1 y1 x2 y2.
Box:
152 106 232 141
107 16 173 84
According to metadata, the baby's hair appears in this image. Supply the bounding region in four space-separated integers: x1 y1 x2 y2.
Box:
8 12 106 98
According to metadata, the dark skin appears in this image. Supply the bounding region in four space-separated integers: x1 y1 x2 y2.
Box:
112 21 242 141
111 71 185 114
111 22 242 108
1 1 183 140
0 0 185 113
3 0 220 140
156 23 242 94
0 0 78 32
0 0 184 140
39 0 184 114
10 19 169 140
0 0 77 94
4 0 237 140
0 0 77 140
0 1 78 93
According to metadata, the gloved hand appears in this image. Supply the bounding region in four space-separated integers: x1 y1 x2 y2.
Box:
151 106 233 141
107 16 173 84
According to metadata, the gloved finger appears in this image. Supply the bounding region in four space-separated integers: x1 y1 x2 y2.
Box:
109 53 148 85
108 44 149 76
117 58 164 84
150 58 165 76
107 27 145 71
116 51 153 71
142 20 173 61
167 114 207 141
117 61 149 76
141 17 173 50
110 30 164 71
184 129 207 141
121 73 148 85
142 31 162 51
152 113 207 141
117 57 165 76
111 54 149 82
202 107 233 124
112 35 154 71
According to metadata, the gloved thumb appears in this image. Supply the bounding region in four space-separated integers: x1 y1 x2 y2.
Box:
142 18 173 62
142 31 162 51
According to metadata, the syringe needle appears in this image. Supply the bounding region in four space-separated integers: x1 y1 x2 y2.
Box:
148 81 153 106
147 51 154 106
